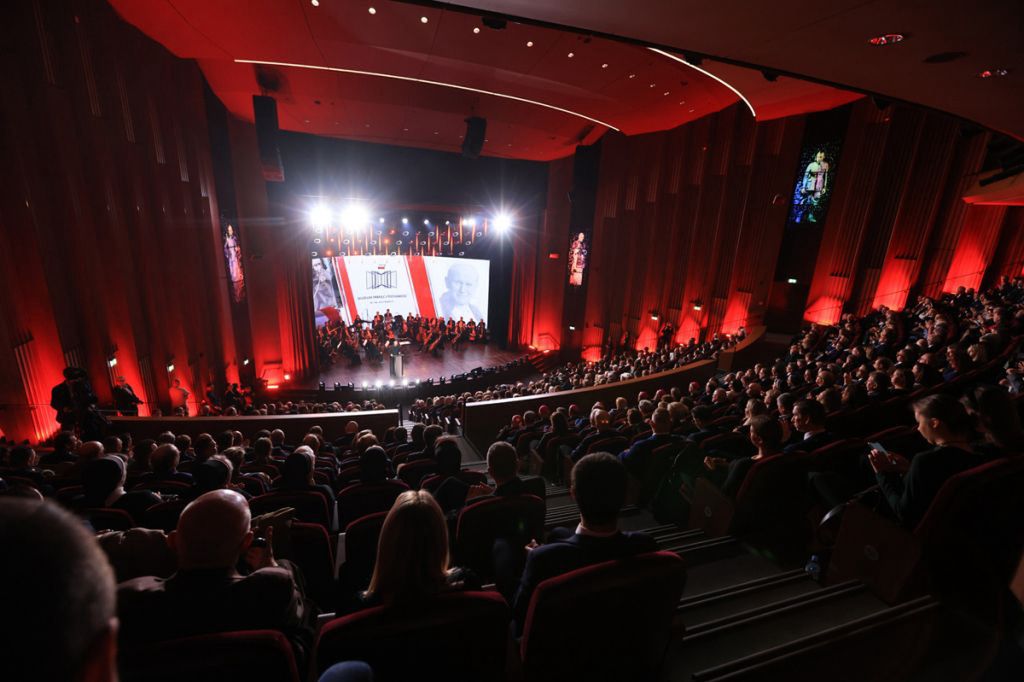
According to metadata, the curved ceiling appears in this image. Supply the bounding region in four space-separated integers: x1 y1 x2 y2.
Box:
439 0 1024 143
107 0 859 161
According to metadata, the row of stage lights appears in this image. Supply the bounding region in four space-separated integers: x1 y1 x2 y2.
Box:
309 203 513 234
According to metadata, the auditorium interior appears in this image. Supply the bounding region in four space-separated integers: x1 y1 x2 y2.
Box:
1 1 1023 680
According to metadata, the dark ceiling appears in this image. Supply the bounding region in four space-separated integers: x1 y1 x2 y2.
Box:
108 0 862 161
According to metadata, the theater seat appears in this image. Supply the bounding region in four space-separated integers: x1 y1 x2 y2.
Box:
396 459 438 489
120 629 299 682
250 490 331 528
586 436 629 456
315 591 510 681
336 480 408 528
420 469 487 494
518 551 686 682
454 495 545 578
288 521 334 608
338 511 387 599
81 507 135 532
141 499 189 532
827 455 1024 607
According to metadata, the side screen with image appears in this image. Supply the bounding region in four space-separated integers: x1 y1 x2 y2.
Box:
311 256 489 325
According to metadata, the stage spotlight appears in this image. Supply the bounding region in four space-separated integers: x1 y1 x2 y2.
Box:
423 218 430 225
284 373 291 381
464 217 476 227
402 379 409 386
318 381 326 390
310 204 331 228
107 357 118 368
401 217 409 224
242 358 250 366
389 379 395 387
375 380 383 388
341 203 370 228
362 381 369 388
493 212 513 233
379 217 385 224
166 363 175 373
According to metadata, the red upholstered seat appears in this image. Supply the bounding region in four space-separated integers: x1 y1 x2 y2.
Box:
141 499 189 532
250 490 331 528
315 591 510 680
289 521 334 607
337 480 408 528
80 507 135 531
420 469 487 493
455 494 545 578
519 551 687 682
699 431 756 458
396 459 438 489
339 511 387 597
120 629 300 682
828 455 1024 606
586 436 629 455
130 480 192 496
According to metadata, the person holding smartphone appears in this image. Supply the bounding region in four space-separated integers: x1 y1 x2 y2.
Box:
869 394 988 527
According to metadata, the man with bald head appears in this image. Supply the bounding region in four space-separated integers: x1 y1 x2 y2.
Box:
439 261 484 320
117 490 315 661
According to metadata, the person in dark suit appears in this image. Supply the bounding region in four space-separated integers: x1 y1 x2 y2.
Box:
570 410 619 461
112 376 143 416
511 453 658 631
619 408 685 478
0 446 54 496
783 399 837 454
117 490 316 665
870 394 993 528
687 405 722 445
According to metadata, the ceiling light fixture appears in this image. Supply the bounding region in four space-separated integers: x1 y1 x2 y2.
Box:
310 0 319 6
628 73 636 79
601 63 608 68
420 16 428 24
234 58 621 131
368 7 376 14
473 27 480 34
869 33 904 46
649 47 756 118
567 52 574 58
978 68 1010 78
526 41 533 47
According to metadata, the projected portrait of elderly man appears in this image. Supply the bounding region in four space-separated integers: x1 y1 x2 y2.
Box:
439 261 484 320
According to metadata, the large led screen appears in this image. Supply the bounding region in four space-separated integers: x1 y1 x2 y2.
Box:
312 256 490 325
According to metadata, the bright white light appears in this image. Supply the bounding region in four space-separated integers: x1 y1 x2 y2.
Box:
526 41 534 47
402 379 409 386
375 380 383 388
493 212 513 233
420 16 428 24
368 7 376 14
569 325 576 331
310 204 331 228
463 217 476 227
401 217 409 224
473 27 480 34
423 219 430 225
341 203 370 228
284 373 291 381
378 217 385 223
311 0 319 6
107 357 118 368
242 358 250 366
787 278 798 284
166 363 175 373
389 379 395 387
362 381 368 388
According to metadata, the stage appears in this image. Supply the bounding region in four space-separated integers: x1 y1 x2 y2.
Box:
310 344 531 390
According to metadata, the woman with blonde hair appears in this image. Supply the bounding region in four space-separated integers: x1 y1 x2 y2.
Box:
363 490 477 607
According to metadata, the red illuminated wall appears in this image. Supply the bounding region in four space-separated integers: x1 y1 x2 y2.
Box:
576 104 803 349
0 0 239 441
805 100 1021 322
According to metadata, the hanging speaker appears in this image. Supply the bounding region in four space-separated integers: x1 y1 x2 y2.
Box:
253 95 285 182
462 116 487 159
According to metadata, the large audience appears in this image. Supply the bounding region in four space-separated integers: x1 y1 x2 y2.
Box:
2 279 1023 680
